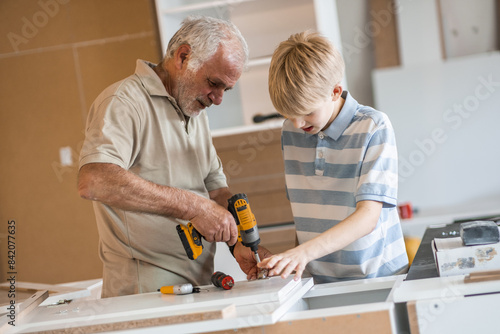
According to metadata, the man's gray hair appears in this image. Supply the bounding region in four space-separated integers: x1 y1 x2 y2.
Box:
164 16 249 71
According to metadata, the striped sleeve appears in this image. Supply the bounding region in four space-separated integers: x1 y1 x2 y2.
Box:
356 113 398 207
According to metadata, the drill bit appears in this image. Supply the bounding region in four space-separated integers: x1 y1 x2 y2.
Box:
254 251 261 264
253 250 269 279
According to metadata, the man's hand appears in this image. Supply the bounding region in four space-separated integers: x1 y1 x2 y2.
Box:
189 200 238 245
233 242 273 280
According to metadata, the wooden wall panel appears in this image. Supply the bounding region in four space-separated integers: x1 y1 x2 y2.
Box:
259 225 297 254
0 48 96 283
0 0 157 54
0 0 160 284
213 127 294 227
77 36 160 114
369 0 401 68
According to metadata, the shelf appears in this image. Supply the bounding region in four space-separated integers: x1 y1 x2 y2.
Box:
247 56 272 68
211 119 283 138
161 0 254 15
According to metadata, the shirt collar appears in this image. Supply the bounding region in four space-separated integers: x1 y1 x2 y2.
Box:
321 90 357 141
134 59 170 97
134 59 182 110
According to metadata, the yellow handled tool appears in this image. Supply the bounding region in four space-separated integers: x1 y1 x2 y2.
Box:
227 193 261 263
176 222 203 260
158 283 200 295
176 193 262 266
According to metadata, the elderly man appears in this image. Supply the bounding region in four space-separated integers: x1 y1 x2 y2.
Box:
78 16 268 298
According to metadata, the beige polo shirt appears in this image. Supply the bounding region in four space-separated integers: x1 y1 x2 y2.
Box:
79 60 227 294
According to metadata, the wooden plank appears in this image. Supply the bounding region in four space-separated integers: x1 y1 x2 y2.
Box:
0 287 39 312
0 290 49 334
369 0 401 68
37 304 236 334
265 309 393 333
393 275 500 303
0 281 85 295
12 277 303 333
464 270 500 284
211 308 394 334
17 290 48 324
1 281 94 314
406 300 420 334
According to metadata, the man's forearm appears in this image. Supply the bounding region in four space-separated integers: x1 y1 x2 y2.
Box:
209 187 232 209
78 163 203 220
78 162 239 244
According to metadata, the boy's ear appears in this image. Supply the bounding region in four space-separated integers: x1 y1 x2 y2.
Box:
331 85 343 101
175 44 192 70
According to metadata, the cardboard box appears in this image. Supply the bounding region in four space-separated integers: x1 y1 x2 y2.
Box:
432 228 500 277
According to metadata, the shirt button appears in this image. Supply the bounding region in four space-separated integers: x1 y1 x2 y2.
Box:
318 152 324 158
318 132 325 139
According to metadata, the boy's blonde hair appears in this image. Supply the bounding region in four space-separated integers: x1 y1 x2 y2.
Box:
268 31 345 117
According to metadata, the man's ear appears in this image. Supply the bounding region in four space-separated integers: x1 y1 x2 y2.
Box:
175 44 191 70
331 84 343 101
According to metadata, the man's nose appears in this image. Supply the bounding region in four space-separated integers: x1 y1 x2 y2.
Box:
209 89 224 106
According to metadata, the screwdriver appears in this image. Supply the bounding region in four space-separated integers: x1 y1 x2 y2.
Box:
158 283 200 295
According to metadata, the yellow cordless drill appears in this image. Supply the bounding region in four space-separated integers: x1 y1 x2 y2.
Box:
177 193 261 263
227 193 261 264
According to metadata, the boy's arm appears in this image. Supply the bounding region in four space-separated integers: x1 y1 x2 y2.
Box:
258 200 382 281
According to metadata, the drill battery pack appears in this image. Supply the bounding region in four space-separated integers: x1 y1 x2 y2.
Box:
176 222 203 260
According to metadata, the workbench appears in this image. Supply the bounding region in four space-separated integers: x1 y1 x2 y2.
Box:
2 259 499 333
2 215 499 333
2 275 409 334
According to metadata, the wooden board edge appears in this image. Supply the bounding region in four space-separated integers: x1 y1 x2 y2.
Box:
406 300 420 334
37 303 236 334
464 270 500 284
18 290 49 323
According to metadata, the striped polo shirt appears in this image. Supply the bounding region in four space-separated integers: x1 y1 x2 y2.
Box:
282 91 408 283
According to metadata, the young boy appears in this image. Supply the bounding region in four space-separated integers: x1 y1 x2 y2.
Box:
259 31 408 283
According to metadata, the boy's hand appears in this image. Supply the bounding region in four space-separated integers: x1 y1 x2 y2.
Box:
257 246 310 281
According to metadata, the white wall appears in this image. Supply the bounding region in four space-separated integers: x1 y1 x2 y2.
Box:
373 0 500 211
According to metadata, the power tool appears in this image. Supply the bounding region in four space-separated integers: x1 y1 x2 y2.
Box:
177 193 261 263
211 271 234 290
158 283 201 295
176 222 203 260
227 193 262 264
